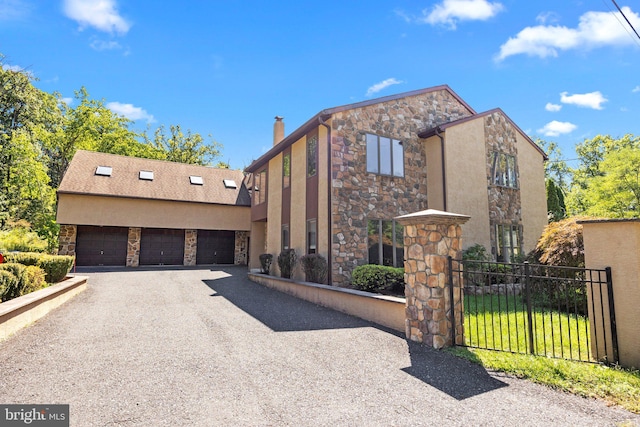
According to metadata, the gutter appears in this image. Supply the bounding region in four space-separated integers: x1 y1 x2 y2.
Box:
318 116 333 284
434 126 448 212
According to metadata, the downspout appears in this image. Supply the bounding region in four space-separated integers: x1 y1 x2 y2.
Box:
318 116 332 285
434 126 447 212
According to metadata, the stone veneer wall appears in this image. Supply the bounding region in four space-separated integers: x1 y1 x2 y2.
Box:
58 225 77 256
484 111 522 258
184 230 197 266
329 89 473 286
126 227 141 267
234 231 248 265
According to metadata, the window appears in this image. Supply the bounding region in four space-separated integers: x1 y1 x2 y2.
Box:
367 219 404 267
189 175 204 185
95 166 112 176
306 219 317 254
253 169 267 206
366 133 404 177
490 152 517 188
139 170 154 181
283 152 291 188
495 224 521 262
307 136 317 177
223 179 237 189
281 224 290 251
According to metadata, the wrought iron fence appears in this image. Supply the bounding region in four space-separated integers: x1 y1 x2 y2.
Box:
448 258 618 364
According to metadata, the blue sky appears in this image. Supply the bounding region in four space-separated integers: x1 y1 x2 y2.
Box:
1 0 639 169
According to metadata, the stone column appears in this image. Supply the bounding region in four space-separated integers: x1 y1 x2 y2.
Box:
235 231 248 265
396 209 470 349
58 225 77 256
184 230 198 266
126 228 141 267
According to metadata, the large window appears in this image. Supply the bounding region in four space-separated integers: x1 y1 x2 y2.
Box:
368 219 404 267
495 224 521 262
307 136 317 177
366 133 404 177
490 152 517 188
283 152 291 188
306 219 317 254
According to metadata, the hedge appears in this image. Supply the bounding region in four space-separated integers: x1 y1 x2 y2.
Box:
3 252 74 284
0 270 17 302
0 263 28 301
300 254 328 284
351 264 405 293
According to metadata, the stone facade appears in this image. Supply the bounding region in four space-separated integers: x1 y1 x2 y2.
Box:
234 231 249 265
58 225 77 256
398 211 468 349
126 227 141 267
184 229 198 266
330 89 473 286
484 111 523 258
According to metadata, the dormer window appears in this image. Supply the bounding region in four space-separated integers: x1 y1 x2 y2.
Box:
190 175 204 185
139 170 154 181
95 166 112 176
223 179 237 189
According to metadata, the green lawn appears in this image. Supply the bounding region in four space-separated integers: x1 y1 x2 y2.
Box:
464 293 593 362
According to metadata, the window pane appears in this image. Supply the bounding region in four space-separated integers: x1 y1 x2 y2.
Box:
507 155 516 188
367 220 380 265
491 152 500 185
394 222 404 268
307 219 317 254
283 153 290 188
392 139 404 177
307 136 317 177
258 170 267 204
282 225 289 251
379 137 391 175
366 134 378 173
382 220 393 266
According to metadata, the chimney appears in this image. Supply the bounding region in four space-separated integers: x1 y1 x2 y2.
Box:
273 116 284 146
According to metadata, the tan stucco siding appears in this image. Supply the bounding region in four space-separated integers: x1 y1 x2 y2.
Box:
57 194 250 230
517 134 547 253
444 119 491 251
424 135 445 211
266 155 283 258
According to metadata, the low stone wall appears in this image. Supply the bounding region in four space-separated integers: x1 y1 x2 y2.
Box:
464 283 523 296
0 275 88 341
248 273 405 332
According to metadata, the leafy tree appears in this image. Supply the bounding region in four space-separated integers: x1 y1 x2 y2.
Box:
546 178 566 222
534 217 587 268
535 138 570 191
144 124 222 165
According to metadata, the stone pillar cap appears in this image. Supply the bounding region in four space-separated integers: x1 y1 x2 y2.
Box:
395 209 470 226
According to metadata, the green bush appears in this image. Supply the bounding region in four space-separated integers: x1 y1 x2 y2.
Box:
351 264 405 294
258 253 273 274
277 249 297 279
0 227 47 253
4 252 42 266
22 265 47 294
535 217 586 268
300 254 328 284
36 255 74 283
0 263 28 301
0 270 17 301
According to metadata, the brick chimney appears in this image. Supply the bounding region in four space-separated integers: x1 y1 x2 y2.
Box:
273 116 284 146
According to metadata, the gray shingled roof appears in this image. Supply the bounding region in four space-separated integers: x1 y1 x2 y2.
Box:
58 150 251 206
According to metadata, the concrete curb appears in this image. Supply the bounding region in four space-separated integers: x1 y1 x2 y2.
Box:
0 275 88 341
248 272 406 332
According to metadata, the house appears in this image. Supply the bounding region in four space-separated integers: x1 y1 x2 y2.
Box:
57 150 251 267
244 85 547 286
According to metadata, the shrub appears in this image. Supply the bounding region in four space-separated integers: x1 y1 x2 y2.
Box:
351 264 405 294
0 263 28 301
535 217 587 268
277 249 297 279
4 252 42 266
258 253 273 275
462 244 490 262
36 255 74 283
0 270 17 301
300 254 328 284
22 266 47 294
0 225 47 253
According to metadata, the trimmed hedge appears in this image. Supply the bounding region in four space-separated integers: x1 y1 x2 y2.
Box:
277 249 297 279
351 264 405 294
3 252 73 284
23 265 47 295
259 253 273 274
0 263 28 301
0 270 17 301
300 254 328 284
4 252 42 266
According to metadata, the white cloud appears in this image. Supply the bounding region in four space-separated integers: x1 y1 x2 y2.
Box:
545 103 562 112
496 7 640 61
366 78 404 97
61 97 73 106
560 91 607 110
0 0 31 21
537 121 577 137
633 86 640 93
106 102 154 123
536 12 559 25
422 0 504 29
63 0 130 34
90 39 122 51
3 64 23 72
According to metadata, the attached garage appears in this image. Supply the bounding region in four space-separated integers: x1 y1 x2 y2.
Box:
196 230 235 264
76 226 128 266
140 229 185 266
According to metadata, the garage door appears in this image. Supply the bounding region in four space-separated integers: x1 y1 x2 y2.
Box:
196 230 235 264
140 229 185 265
76 226 128 266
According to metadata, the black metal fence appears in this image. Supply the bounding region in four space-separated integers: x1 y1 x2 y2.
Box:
449 258 619 364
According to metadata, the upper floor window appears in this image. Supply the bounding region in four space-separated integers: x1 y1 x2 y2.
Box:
490 152 517 188
253 169 267 206
366 133 404 177
307 135 317 177
283 152 291 188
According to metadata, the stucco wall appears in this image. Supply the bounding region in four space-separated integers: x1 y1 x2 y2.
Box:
517 133 547 253
266 154 283 272
57 194 250 231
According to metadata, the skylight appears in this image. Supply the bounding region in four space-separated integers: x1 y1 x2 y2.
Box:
189 175 204 185
95 166 112 177
139 170 154 181
223 179 237 189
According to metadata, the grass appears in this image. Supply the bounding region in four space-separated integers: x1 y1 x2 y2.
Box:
464 293 594 362
447 346 640 414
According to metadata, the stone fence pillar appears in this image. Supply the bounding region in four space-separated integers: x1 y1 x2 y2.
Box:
396 209 469 349
580 218 640 369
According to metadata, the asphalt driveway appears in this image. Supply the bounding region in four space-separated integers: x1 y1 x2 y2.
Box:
0 266 637 426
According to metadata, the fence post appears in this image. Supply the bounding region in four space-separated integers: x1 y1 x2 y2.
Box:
448 256 455 346
524 262 535 355
605 267 619 364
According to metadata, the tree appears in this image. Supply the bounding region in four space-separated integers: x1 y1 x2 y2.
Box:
546 179 566 222
535 138 570 191
144 124 222 165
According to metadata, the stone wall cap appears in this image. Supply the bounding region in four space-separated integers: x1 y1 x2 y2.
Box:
395 209 470 225
578 218 640 225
